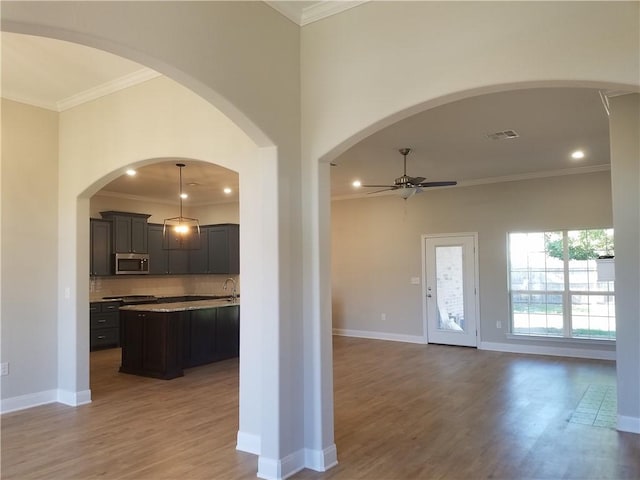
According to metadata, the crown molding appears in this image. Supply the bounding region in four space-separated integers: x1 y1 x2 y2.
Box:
300 1 368 26
265 1 368 26
331 164 611 201
57 68 161 111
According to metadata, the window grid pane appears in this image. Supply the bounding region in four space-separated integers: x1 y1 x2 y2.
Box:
509 229 615 340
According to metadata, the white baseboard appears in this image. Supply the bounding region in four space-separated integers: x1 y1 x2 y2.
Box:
257 449 305 480
236 430 261 455
1 389 58 414
333 328 425 345
58 389 92 406
304 444 338 472
1 388 92 414
479 341 616 361
618 415 640 434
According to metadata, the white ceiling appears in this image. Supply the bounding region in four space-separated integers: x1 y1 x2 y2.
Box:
2 27 612 206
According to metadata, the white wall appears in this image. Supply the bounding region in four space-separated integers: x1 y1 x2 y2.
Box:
610 94 640 432
301 1 640 161
332 171 614 355
1 99 58 400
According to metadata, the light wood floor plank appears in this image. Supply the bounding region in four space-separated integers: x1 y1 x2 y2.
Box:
2 337 639 479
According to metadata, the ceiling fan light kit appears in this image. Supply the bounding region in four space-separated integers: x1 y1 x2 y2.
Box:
361 148 457 199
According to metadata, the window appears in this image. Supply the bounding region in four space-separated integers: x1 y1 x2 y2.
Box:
508 229 615 340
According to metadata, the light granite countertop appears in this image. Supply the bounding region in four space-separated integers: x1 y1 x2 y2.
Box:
119 298 239 313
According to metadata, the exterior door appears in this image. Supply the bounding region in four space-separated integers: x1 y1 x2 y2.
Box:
423 234 479 347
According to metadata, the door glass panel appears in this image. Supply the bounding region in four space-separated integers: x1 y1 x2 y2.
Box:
435 245 465 332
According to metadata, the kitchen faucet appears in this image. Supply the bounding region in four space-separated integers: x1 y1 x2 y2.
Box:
223 277 237 302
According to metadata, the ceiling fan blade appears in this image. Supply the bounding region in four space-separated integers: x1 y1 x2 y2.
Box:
417 181 457 188
361 184 398 188
408 176 426 184
367 187 398 195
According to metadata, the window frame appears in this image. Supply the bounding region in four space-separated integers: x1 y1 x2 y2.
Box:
507 229 615 342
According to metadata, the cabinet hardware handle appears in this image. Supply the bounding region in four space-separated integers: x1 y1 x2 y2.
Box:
97 335 106 339
97 319 106 323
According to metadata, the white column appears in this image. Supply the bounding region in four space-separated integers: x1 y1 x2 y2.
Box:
609 93 640 434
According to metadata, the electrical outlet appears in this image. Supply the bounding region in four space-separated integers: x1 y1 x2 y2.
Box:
496 321 502 329
381 313 386 321
1 363 9 376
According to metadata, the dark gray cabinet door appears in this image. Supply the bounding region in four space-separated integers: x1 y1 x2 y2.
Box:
188 228 209 274
100 211 150 253
208 225 239 274
147 224 169 274
130 216 148 253
90 219 112 276
112 215 132 253
215 305 240 360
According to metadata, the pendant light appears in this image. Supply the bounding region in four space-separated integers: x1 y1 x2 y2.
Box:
163 163 200 249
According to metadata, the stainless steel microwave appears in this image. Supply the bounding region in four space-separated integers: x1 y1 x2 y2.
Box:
114 253 150 275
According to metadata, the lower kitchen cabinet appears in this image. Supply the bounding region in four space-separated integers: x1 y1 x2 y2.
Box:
119 310 184 380
90 301 120 350
215 305 240 360
120 304 240 379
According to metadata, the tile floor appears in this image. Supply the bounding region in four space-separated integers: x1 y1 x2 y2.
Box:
570 384 617 428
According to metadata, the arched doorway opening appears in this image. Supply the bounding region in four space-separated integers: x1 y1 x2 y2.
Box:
1 26 280 467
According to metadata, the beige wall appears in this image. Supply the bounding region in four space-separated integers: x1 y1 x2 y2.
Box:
1 99 59 398
332 171 613 352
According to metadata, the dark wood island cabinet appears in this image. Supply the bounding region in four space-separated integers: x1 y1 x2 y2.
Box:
119 300 240 379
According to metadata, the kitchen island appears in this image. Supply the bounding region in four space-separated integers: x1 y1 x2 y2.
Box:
119 299 239 379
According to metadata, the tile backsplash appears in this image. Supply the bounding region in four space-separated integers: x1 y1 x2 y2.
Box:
89 274 239 301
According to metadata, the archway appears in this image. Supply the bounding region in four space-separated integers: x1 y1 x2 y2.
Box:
0 23 284 475
317 82 640 441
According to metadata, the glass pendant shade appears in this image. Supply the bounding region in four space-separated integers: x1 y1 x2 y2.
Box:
163 163 201 249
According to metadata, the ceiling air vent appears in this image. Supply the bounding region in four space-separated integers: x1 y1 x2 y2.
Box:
486 130 519 140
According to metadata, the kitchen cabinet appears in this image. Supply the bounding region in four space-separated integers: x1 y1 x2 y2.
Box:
90 301 120 350
148 224 169 274
100 211 150 254
208 224 239 274
119 302 239 379
188 227 209 274
119 310 184 379
147 223 238 275
185 308 217 367
90 219 112 276
215 305 240 360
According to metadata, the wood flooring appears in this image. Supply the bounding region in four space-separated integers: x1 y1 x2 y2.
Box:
2 337 639 479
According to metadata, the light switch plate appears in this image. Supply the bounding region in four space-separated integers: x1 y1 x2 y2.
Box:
1 363 9 376
410 277 421 285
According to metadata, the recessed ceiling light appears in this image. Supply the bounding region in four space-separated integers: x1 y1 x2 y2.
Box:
223 187 232 195
180 193 188 199
352 180 362 188
187 182 199 187
126 169 136 176
571 150 585 159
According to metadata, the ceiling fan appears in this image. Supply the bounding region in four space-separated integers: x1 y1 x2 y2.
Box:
361 148 457 199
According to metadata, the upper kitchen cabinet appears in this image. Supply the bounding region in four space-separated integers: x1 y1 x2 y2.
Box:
101 211 151 253
90 219 112 276
148 224 169 275
208 224 239 274
188 227 209 274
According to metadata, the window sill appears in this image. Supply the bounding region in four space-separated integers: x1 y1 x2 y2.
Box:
506 333 615 347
